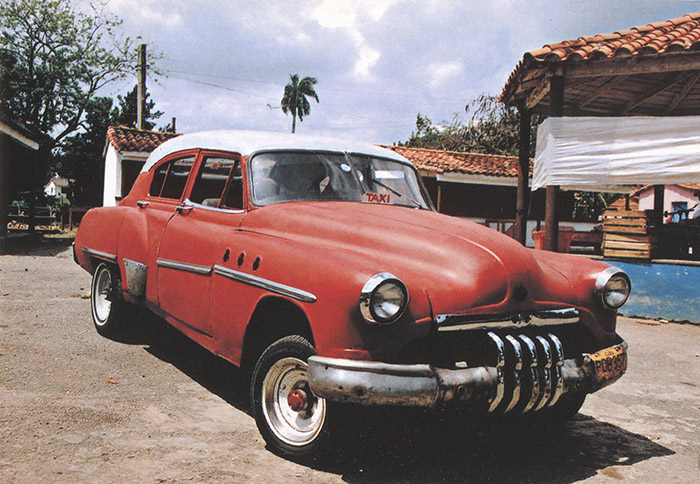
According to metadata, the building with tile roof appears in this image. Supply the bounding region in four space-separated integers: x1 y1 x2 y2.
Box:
500 11 700 253
501 12 700 116
383 145 590 245
385 145 527 183
103 126 179 206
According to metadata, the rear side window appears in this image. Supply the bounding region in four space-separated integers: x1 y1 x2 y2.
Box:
222 162 243 209
189 156 235 206
149 156 195 199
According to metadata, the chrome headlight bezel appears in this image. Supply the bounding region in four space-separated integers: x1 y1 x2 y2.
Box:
595 267 631 310
359 272 409 324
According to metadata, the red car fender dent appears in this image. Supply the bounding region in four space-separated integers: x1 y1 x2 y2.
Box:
74 207 126 274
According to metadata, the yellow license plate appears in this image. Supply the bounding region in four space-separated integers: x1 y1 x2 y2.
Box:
589 344 627 382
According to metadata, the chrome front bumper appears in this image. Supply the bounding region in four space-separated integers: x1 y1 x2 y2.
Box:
308 336 627 412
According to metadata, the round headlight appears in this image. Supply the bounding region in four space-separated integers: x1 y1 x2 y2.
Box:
360 273 409 324
595 268 631 310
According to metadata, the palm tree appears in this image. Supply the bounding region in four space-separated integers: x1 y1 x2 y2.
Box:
280 74 319 133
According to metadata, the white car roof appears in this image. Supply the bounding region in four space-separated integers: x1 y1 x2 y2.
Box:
141 130 409 172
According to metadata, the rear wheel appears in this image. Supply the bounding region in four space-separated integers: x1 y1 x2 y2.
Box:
90 262 128 337
251 335 334 459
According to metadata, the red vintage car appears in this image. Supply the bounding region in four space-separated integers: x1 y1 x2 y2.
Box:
74 130 630 458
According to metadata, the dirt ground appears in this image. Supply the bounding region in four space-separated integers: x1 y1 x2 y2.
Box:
1 238 699 484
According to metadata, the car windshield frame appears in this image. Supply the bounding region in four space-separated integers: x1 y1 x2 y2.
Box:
247 149 434 210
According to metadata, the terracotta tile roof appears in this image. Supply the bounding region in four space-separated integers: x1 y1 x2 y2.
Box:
501 12 700 104
383 145 530 178
106 125 180 153
632 183 700 196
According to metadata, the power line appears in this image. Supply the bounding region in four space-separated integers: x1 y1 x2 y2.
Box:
164 71 272 100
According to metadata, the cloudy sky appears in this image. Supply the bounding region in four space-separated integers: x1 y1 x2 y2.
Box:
94 0 700 144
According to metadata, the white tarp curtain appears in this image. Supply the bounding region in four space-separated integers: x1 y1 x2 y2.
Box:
533 116 700 191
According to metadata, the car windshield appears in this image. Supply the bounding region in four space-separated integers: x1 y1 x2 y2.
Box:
250 151 431 209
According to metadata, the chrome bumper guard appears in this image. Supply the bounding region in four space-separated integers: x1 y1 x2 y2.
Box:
308 335 627 412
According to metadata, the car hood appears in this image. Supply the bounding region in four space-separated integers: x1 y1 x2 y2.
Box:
242 202 577 314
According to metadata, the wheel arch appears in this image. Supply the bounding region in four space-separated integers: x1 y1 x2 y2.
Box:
240 295 315 376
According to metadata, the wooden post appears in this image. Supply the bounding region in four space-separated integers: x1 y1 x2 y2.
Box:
653 185 665 228
436 182 443 213
171 117 176 133
137 44 147 130
544 75 564 252
0 134 7 253
514 106 531 245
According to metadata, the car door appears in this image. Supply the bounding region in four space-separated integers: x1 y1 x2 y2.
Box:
139 150 199 306
156 152 245 337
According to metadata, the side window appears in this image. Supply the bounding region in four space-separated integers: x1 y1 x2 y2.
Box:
149 156 195 199
149 162 169 196
222 162 243 209
189 156 235 206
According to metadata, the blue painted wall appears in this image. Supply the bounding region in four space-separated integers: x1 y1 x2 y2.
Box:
609 261 700 323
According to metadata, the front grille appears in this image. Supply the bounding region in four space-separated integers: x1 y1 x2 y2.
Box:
393 323 595 369
392 322 596 414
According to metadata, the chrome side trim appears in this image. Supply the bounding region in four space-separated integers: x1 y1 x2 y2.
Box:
518 334 540 413
213 265 317 303
487 332 506 412
123 259 147 297
504 335 523 414
534 336 554 411
547 333 565 407
436 308 579 332
82 247 117 262
157 258 212 275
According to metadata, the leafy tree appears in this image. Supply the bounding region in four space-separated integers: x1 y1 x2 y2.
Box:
281 74 319 133
111 85 163 130
55 86 165 206
0 0 143 146
55 96 114 206
405 95 538 156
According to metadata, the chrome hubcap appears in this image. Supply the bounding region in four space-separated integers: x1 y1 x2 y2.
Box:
93 267 112 325
262 357 326 446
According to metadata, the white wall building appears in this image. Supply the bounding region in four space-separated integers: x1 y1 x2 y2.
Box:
637 184 700 222
103 126 179 206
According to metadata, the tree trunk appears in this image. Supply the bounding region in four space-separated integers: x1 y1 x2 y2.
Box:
292 114 296 134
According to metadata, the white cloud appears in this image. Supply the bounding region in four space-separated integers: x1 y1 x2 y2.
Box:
102 0 183 29
426 60 464 90
310 0 399 80
92 0 700 145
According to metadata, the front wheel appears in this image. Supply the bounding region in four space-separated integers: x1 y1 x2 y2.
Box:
90 262 128 337
251 335 334 459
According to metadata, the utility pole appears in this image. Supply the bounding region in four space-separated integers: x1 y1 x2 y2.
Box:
137 44 147 130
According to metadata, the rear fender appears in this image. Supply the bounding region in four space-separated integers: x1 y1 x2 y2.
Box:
74 207 125 275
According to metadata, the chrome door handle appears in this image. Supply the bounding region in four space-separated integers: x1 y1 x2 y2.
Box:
176 205 193 214
137 200 150 208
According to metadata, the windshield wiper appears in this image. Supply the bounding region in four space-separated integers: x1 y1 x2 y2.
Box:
370 178 402 197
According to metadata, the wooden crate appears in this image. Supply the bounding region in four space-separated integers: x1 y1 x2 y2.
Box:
602 210 651 259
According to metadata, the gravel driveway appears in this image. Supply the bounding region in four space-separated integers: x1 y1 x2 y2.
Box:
1 238 698 483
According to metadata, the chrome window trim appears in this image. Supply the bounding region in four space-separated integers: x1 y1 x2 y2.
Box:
213 265 316 303
156 258 212 275
82 247 117 263
436 308 579 332
182 198 245 214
